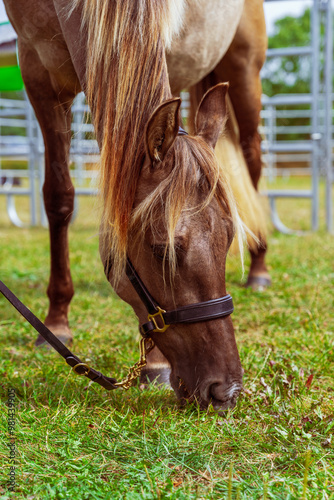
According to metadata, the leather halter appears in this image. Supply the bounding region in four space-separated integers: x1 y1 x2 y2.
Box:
123 258 234 336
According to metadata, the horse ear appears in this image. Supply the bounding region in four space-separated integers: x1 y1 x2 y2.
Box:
195 82 229 149
145 98 181 164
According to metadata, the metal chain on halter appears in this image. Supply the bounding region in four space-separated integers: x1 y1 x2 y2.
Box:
114 337 155 389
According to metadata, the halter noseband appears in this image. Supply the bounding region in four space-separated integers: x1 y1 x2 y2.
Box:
123 258 234 337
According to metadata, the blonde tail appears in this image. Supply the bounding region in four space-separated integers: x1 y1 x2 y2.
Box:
216 95 268 253
189 76 268 254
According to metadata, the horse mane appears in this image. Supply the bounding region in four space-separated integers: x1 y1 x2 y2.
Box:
69 0 245 283
69 0 185 279
131 136 246 280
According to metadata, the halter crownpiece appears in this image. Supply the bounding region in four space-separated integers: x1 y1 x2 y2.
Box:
178 126 188 136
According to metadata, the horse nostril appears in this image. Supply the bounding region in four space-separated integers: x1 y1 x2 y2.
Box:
207 382 241 411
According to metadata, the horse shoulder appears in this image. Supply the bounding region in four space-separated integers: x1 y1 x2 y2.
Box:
166 0 245 94
4 0 82 91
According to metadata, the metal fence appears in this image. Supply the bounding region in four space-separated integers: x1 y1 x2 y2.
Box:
0 93 99 227
0 94 37 226
0 0 333 232
0 90 190 227
261 0 333 233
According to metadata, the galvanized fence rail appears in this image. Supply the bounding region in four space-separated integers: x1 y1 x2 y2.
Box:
0 94 37 226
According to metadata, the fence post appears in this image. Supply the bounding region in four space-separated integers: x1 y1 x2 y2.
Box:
323 0 333 233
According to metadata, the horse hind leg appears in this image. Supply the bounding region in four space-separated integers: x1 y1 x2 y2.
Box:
215 67 271 289
19 43 78 344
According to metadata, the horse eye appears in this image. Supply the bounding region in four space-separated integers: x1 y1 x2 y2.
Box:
152 245 167 261
152 244 185 262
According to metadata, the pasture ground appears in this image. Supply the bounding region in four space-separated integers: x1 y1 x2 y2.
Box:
0 177 333 499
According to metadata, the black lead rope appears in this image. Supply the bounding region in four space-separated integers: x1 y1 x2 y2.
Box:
0 280 118 390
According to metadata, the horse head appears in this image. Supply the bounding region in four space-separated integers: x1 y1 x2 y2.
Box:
102 84 244 412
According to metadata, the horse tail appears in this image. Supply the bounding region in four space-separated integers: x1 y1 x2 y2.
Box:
188 73 268 253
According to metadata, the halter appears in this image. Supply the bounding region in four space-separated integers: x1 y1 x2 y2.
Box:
124 259 234 337
0 126 234 391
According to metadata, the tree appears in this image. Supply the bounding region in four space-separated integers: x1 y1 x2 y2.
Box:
261 8 334 142
262 9 312 97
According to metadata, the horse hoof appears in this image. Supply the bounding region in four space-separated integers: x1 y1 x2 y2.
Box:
140 366 171 387
246 276 271 291
35 324 73 347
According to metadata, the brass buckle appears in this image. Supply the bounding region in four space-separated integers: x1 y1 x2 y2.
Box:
147 307 170 333
72 362 90 376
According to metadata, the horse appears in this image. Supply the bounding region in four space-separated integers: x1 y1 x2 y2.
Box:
3 0 268 411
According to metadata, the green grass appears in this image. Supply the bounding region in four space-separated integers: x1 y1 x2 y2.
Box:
0 183 333 499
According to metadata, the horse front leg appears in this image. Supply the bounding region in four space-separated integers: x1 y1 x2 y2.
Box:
215 0 271 289
19 43 78 344
41 156 75 345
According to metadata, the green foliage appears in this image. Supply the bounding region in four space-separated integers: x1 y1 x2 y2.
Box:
262 7 334 98
261 9 334 142
262 9 312 97
0 90 24 101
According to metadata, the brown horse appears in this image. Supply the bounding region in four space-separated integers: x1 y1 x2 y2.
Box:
3 0 268 410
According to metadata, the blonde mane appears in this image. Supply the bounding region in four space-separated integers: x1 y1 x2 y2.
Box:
68 0 186 276
131 136 245 280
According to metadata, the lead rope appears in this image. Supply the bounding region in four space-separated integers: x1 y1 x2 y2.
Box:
0 279 150 391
